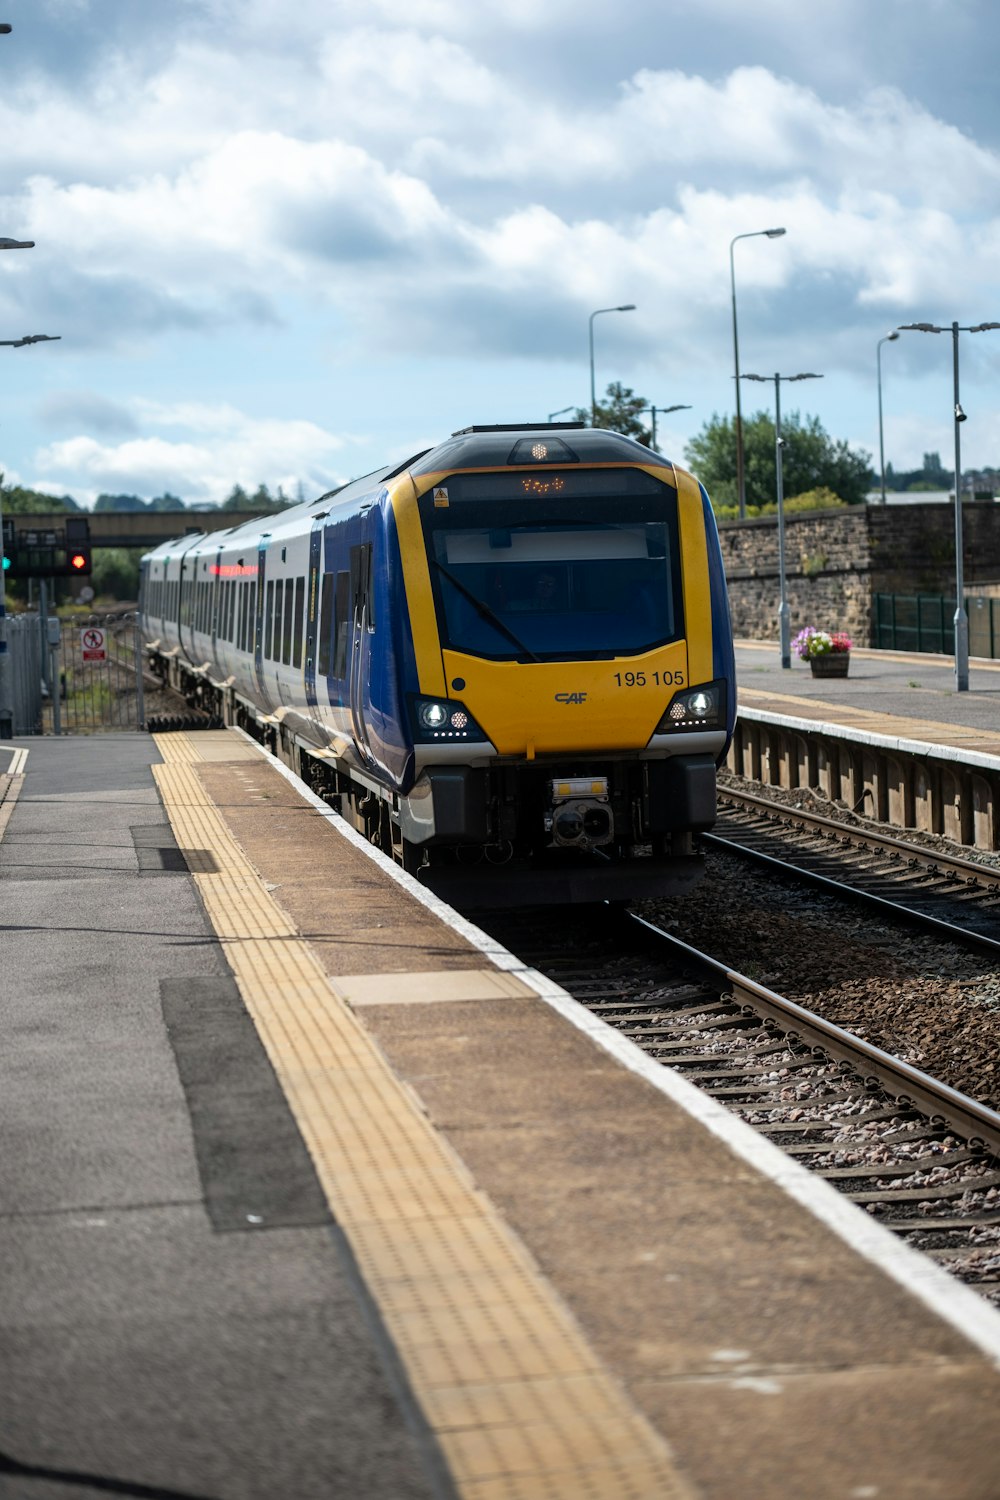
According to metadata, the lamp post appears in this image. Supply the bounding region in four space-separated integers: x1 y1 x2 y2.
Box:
898 320 1000 692
730 228 786 520
588 304 635 424
876 330 899 505
641 404 692 450
0 209 44 738
742 371 823 669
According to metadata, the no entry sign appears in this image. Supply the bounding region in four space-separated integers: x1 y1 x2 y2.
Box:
80 626 107 662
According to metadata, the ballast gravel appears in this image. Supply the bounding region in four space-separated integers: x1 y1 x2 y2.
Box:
638 778 1000 1111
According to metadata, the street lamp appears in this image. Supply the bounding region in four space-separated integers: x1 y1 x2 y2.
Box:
876 330 899 506
730 228 786 520
897 319 1000 692
641 404 692 450
0 237 35 249
0 334 60 347
742 370 823 670
588 304 636 424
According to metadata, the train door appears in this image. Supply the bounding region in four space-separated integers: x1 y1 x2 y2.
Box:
303 519 323 718
178 542 197 664
348 541 376 768
210 546 223 661
253 534 270 708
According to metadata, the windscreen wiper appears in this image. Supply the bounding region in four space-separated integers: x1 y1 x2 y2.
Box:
429 559 541 663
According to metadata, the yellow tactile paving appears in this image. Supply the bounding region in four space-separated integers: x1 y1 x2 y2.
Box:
152 733 693 1500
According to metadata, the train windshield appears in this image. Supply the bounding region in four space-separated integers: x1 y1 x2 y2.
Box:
421 470 683 661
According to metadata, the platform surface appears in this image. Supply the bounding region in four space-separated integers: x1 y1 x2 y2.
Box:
3 728 1000 1499
736 638 1000 761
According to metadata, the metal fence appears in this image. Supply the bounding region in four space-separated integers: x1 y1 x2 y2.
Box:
5 612 45 734
52 612 146 733
874 593 1000 658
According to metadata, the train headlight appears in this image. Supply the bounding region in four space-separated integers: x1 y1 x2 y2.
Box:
655 681 726 733
412 697 487 742
419 701 449 729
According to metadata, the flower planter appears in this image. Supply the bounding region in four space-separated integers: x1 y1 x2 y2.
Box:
809 653 850 678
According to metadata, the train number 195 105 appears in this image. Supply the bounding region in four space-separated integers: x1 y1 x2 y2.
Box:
613 670 683 687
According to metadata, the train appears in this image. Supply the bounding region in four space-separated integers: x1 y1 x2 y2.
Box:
140 423 736 906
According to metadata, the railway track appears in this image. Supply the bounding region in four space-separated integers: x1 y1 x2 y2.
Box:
478 903 1000 1305
711 784 1000 952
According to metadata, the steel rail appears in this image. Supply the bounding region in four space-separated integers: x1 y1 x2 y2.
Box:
623 909 1000 1155
701 828 1000 958
719 784 1000 889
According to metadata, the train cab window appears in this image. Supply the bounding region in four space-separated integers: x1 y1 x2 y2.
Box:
422 471 683 661
318 574 334 677
333 570 350 678
293 577 305 667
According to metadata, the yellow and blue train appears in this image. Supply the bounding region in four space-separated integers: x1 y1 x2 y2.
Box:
140 423 736 905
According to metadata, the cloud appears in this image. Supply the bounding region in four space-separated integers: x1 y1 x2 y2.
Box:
38 390 139 434
33 402 349 506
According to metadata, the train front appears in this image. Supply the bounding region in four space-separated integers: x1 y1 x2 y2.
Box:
394 424 736 905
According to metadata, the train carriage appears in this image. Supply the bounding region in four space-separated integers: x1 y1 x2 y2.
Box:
141 423 736 906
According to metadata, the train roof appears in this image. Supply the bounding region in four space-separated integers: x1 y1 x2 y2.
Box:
141 425 672 563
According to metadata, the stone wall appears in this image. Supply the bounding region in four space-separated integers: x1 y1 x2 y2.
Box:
717 502 1000 644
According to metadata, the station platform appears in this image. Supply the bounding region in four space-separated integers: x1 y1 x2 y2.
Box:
735 639 1000 762
4 729 1000 1500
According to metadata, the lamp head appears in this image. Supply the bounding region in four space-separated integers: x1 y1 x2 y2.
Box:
617 304 636 311
955 403 968 423
764 227 787 238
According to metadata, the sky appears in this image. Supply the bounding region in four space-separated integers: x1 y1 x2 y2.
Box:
1 0 999 509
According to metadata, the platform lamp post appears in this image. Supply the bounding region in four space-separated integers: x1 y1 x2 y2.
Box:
730 228 786 520
0 213 45 738
588 304 635 424
877 330 899 505
741 371 823 670
642 404 692 450
897 320 1000 692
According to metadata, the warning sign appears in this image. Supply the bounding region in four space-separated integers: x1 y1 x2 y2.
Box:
80 626 107 662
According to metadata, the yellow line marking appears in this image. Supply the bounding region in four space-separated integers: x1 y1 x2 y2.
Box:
152 733 692 1499
0 770 26 842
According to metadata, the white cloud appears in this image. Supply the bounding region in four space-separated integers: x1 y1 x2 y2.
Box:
33 403 349 506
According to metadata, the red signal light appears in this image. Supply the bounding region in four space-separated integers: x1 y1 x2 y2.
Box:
70 552 89 571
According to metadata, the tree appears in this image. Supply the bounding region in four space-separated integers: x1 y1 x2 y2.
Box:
94 492 147 512
149 492 185 511
90 547 141 603
574 382 651 443
0 474 78 514
684 411 872 511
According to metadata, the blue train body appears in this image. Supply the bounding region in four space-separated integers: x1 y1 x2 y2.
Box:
141 424 736 906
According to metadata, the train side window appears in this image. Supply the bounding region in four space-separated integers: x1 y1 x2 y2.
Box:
281 578 294 665
264 580 275 659
248 582 257 652
293 577 305 667
272 580 284 661
240 581 250 652
333 570 350 678
318 574 333 677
